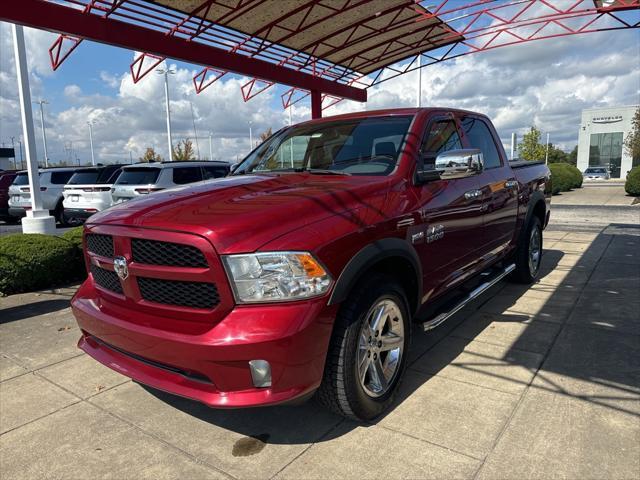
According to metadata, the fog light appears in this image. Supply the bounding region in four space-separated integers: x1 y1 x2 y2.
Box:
248 360 271 388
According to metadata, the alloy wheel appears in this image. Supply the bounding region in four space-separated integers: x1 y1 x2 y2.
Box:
357 299 405 398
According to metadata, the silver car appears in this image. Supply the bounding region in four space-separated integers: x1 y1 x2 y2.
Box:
111 161 230 205
583 167 610 181
8 167 89 224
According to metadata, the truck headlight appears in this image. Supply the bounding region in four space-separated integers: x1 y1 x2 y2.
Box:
222 252 332 303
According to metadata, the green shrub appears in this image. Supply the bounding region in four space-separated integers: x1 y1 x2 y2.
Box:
563 163 583 189
62 226 84 251
625 166 640 196
0 233 85 295
549 163 574 194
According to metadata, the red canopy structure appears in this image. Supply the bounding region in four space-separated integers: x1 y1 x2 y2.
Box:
0 0 638 118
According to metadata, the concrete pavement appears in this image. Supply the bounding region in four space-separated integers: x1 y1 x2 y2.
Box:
1 221 639 479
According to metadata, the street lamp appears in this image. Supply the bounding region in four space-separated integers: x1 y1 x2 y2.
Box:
87 120 96 166
156 68 176 161
32 99 49 167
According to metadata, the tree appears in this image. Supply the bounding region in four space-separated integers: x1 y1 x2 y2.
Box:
567 145 578 166
172 139 196 161
140 147 163 163
518 126 547 161
546 144 568 164
624 107 640 163
259 128 272 144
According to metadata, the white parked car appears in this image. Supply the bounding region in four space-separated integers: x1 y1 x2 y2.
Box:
110 161 230 205
8 167 88 225
62 164 124 224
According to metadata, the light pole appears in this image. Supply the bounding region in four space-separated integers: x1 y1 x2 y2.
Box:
545 132 550 164
156 68 175 161
87 120 96 166
10 136 16 170
248 120 253 149
33 99 49 167
208 132 213 161
18 139 24 169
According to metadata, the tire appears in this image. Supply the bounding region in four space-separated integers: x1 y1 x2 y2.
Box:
511 216 543 284
54 201 67 227
317 274 411 421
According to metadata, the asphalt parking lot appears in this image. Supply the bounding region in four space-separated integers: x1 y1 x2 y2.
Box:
1 191 639 479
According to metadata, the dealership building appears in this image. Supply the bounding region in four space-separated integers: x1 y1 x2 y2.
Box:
577 105 638 179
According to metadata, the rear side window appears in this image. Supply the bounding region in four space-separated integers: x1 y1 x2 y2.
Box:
13 173 32 185
116 168 161 185
172 166 203 185
50 171 75 184
460 117 502 169
202 165 229 180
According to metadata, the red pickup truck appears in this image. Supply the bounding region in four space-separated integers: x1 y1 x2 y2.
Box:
72 108 551 420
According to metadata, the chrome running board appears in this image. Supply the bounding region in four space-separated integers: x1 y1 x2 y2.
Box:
422 263 516 332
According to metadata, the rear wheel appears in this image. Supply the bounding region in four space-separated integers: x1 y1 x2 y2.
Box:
54 200 67 227
511 216 542 284
317 274 410 420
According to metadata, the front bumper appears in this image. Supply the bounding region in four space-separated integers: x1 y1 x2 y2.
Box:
71 280 337 408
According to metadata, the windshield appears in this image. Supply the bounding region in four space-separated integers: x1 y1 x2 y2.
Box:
115 168 161 185
586 168 606 174
233 115 413 176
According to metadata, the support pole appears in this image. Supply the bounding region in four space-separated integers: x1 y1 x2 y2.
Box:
208 132 213 161
311 90 322 119
12 24 55 234
510 132 517 160
417 55 422 108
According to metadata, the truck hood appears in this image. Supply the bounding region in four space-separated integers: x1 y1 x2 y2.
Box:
88 173 389 253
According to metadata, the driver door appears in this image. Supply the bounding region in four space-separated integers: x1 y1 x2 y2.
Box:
413 114 494 300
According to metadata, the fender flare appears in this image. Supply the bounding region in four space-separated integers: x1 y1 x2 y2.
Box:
524 190 546 228
327 237 422 313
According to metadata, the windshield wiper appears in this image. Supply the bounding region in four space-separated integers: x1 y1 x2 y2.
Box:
305 168 351 176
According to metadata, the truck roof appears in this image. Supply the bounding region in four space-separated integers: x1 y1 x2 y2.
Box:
295 107 487 126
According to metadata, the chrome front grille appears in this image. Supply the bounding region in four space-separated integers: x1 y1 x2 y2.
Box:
138 277 219 309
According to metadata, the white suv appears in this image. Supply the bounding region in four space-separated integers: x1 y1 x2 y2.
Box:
111 161 230 205
8 167 88 225
62 164 124 224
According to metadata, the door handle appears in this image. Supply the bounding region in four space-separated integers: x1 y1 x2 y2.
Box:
464 189 483 200
505 180 518 190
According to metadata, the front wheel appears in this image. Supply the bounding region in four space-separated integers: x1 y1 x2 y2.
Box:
317 274 411 420
511 216 542 284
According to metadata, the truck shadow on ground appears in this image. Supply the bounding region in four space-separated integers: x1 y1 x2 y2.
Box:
144 223 640 446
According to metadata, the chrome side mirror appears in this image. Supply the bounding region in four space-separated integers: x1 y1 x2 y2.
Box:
435 149 484 179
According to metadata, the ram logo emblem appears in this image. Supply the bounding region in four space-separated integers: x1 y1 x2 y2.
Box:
113 256 129 281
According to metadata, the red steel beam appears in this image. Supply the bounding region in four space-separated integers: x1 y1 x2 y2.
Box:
0 0 367 103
